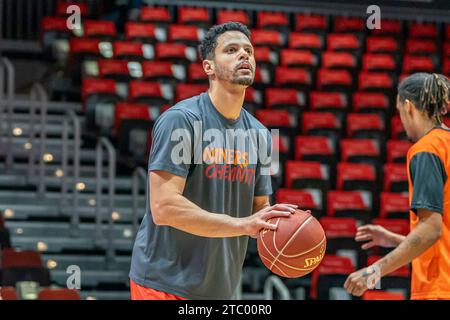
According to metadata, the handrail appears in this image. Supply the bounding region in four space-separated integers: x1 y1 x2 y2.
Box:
0 58 15 172
95 137 116 267
263 275 291 300
26 83 47 195
61 110 81 236
131 167 147 237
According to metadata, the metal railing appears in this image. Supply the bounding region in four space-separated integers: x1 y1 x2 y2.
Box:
95 137 116 268
27 83 47 195
263 275 291 300
61 110 81 236
0 57 14 172
131 167 147 237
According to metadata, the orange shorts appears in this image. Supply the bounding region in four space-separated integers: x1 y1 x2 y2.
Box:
130 279 187 300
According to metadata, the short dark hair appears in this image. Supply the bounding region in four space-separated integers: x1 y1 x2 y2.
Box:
199 22 251 60
398 73 450 124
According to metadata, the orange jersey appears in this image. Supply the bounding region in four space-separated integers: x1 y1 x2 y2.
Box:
406 126 450 300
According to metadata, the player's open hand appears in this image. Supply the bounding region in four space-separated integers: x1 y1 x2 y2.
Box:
355 224 398 249
245 203 298 238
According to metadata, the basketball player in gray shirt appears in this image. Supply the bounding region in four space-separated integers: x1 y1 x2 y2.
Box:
129 22 297 300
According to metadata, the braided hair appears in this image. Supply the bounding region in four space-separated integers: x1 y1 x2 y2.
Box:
398 73 450 124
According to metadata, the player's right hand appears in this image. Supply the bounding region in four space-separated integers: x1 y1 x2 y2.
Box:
244 203 298 238
355 224 398 249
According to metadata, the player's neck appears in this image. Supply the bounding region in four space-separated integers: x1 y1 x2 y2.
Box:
208 83 245 121
416 118 439 140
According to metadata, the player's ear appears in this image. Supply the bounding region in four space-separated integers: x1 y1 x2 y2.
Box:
405 99 414 116
203 59 214 77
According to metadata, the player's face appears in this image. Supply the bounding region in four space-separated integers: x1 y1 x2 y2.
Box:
212 31 255 86
396 95 418 142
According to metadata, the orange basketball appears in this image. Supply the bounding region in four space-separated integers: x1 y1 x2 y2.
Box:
257 209 326 278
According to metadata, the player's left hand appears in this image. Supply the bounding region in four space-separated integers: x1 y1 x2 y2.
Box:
344 267 378 297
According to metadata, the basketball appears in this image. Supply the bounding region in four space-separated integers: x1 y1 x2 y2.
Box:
257 209 327 278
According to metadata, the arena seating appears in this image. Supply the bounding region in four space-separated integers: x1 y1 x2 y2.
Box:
1 0 449 300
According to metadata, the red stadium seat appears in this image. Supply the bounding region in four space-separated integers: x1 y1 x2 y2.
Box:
320 217 364 268
366 36 399 53
352 92 389 113
391 115 407 139
257 11 289 29
0 287 17 300
408 22 438 38
295 14 328 33
383 163 408 192
1 248 43 269
289 33 324 50
113 41 145 60
379 193 409 219
178 7 210 25
142 61 186 81
168 25 204 44
274 67 312 87
284 160 330 190
310 91 348 112
256 109 292 129
310 255 355 299
320 217 357 239
128 81 173 105
82 78 118 104
155 43 197 62
358 71 393 91
98 59 135 80
244 87 263 107
38 288 80 300
125 22 164 42
301 112 341 136
406 39 438 55
41 16 72 34
56 2 89 16
276 188 323 214
69 38 102 57
327 190 373 221
295 136 335 164
336 162 376 191
254 46 278 67
216 9 249 25
114 102 153 134
402 55 436 73
372 219 410 236
363 291 405 300
321 52 357 69
175 84 208 102
327 34 360 51
140 6 171 23
362 54 397 72
317 69 353 91
346 113 385 139
333 17 365 33
265 88 305 108
251 29 284 48
445 42 450 57
187 63 207 83
340 139 380 163
370 20 402 36
387 140 412 163
280 49 318 68
82 20 117 39
253 68 272 87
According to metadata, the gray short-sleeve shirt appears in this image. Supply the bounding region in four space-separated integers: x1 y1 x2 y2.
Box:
129 92 272 299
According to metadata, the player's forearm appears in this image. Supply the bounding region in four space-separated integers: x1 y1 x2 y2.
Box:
372 220 440 278
387 231 406 247
151 193 246 238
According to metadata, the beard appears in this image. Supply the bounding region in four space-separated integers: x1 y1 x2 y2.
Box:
215 63 254 86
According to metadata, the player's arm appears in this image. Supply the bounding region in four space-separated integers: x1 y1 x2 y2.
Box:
150 170 297 238
372 209 442 277
252 195 271 214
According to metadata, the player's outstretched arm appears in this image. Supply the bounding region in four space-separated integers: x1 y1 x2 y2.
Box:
345 209 442 296
150 170 297 238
